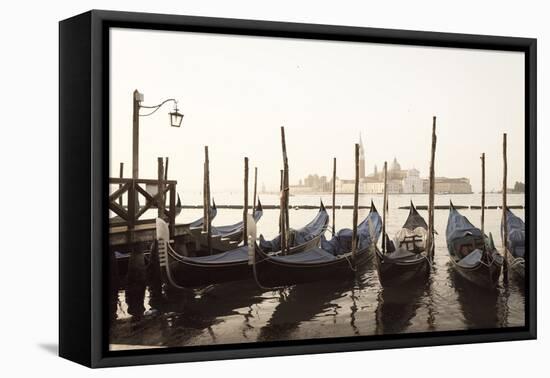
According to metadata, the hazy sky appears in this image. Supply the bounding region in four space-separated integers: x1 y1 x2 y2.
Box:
110 28 525 193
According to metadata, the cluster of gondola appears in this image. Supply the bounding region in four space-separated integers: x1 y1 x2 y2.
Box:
151 120 525 298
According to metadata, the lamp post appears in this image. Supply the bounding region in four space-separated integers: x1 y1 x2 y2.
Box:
132 89 184 179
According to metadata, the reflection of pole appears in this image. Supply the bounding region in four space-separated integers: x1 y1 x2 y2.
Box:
132 90 140 179
502 133 509 282
332 157 337 235
352 145 359 262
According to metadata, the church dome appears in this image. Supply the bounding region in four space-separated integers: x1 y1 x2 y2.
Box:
391 157 401 171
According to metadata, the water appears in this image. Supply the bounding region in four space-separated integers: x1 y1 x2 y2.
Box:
109 193 525 350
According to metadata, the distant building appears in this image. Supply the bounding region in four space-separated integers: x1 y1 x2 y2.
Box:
294 136 472 195
434 177 472 194
402 168 424 194
359 133 366 179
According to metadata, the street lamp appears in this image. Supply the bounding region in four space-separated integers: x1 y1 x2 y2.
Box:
132 89 184 179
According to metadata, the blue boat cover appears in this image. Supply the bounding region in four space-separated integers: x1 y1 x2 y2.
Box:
176 208 326 264
185 206 218 228
210 208 263 237
259 207 328 252
503 209 525 258
177 246 249 264
446 206 482 246
270 247 337 263
272 209 381 264
321 209 382 255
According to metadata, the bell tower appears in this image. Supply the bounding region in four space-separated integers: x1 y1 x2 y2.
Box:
359 133 366 179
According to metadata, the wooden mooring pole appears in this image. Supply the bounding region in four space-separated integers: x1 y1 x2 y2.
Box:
481 153 486 242
157 157 165 219
382 161 388 254
118 162 124 206
279 169 284 238
253 166 258 213
351 146 359 262
204 146 212 254
281 127 290 254
203 147 208 232
502 133 509 282
427 117 436 262
244 157 249 246
332 157 337 235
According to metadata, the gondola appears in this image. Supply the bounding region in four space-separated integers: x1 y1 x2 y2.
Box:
156 202 329 288
446 201 503 289
112 201 219 280
374 202 432 287
501 207 525 281
188 200 263 248
249 201 382 288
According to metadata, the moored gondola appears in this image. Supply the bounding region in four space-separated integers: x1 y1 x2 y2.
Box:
375 202 432 287
501 207 525 281
187 200 263 251
249 202 382 288
156 203 329 288
113 201 219 279
446 202 503 289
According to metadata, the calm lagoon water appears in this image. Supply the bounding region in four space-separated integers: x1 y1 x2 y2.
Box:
110 193 525 349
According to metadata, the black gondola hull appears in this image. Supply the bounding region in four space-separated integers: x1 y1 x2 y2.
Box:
375 249 430 287
253 247 373 288
449 258 502 289
163 235 323 288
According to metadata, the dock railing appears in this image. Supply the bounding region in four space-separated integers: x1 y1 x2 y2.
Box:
109 177 177 238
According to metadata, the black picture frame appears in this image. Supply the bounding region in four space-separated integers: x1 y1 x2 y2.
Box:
59 9 537 368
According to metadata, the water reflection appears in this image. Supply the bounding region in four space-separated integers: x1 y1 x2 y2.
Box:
259 279 354 341
110 193 526 349
374 281 426 335
448 265 519 330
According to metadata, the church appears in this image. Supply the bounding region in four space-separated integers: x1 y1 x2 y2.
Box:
334 135 472 194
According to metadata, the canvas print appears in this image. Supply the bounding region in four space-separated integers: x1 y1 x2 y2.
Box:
108 28 526 351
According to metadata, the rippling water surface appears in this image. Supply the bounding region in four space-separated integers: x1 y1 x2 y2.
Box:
110 193 525 350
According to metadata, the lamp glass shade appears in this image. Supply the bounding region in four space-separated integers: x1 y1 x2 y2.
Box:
169 110 183 127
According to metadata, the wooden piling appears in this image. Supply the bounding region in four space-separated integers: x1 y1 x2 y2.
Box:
253 167 258 213
279 169 284 237
157 157 165 219
281 127 290 254
382 161 388 254
332 157 337 235
164 157 169 180
427 116 437 262
280 168 287 254
118 162 124 206
481 153 486 242
502 133 509 282
204 146 212 254
352 146 359 261
244 157 249 246
203 147 209 232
